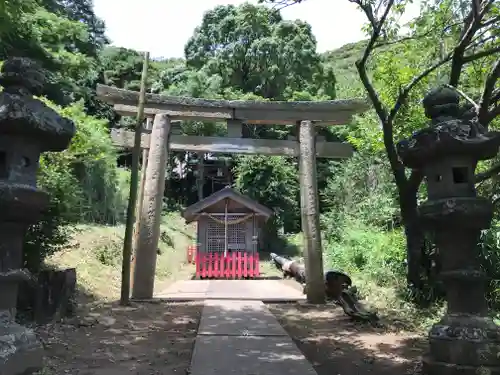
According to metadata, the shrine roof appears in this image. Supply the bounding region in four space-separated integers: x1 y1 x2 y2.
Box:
182 187 273 223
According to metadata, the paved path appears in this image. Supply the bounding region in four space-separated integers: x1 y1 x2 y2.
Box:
190 299 317 375
156 280 316 375
155 279 306 301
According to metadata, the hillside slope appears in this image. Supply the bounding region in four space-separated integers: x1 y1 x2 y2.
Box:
323 41 366 98
47 213 195 301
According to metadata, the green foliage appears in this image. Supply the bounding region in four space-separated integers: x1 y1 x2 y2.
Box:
24 154 79 272
5 0 500 317
95 242 122 266
320 151 409 300
234 155 300 232
319 0 499 306
321 41 367 98
321 152 398 237
0 0 50 61
101 47 150 91
480 221 500 308
324 221 406 286
23 99 126 271
184 2 335 100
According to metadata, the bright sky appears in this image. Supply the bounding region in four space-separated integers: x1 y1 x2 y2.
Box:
93 0 420 60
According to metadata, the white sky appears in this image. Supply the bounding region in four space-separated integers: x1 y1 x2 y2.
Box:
93 0 421 59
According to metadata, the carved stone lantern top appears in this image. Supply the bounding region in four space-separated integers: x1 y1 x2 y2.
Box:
397 85 500 169
0 57 76 152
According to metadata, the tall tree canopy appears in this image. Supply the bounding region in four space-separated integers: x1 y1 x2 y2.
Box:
184 3 336 100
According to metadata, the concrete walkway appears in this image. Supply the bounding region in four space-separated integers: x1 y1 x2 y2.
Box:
156 280 316 374
190 299 317 375
155 279 306 302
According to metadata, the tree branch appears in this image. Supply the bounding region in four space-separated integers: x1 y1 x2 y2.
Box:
468 33 496 51
478 58 500 126
352 0 409 188
449 0 493 86
481 15 500 28
373 20 463 49
475 162 500 183
463 45 500 63
353 0 395 123
472 0 481 19
388 53 453 120
445 84 479 109
353 0 395 68
485 104 500 125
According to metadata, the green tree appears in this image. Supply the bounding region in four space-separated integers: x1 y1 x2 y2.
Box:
41 0 108 56
0 0 53 63
234 155 300 251
24 99 126 271
184 2 335 100
264 0 500 291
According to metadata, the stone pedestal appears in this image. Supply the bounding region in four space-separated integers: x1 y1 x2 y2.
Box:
420 198 500 375
0 57 75 374
397 86 500 375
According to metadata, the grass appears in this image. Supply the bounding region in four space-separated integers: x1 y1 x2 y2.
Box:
278 232 443 333
46 212 196 301
351 275 445 332
36 212 200 375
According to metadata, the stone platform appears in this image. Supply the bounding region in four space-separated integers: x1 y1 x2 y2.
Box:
190 299 317 375
154 279 306 302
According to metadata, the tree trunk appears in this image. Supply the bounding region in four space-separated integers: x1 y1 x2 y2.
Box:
404 214 424 289
400 186 424 289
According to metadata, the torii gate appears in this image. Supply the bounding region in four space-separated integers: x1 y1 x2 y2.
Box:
96 84 369 303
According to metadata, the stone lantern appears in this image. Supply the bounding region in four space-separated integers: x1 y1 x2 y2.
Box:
397 86 500 375
0 58 75 374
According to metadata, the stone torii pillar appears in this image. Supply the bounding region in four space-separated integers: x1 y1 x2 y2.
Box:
132 114 171 299
298 120 325 304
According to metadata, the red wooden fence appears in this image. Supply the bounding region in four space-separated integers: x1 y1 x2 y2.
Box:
195 251 260 279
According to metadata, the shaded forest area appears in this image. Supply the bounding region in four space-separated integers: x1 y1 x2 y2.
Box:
2 0 500 316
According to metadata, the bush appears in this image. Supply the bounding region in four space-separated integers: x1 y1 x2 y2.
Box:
24 152 82 271
58 100 127 224
95 242 122 266
321 152 398 236
324 219 406 286
480 220 500 308
23 99 127 272
320 151 407 292
234 154 300 240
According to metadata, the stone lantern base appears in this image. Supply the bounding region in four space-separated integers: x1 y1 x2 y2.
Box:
423 314 500 375
0 317 43 374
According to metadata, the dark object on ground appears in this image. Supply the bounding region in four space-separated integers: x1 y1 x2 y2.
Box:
17 268 77 324
270 253 378 323
324 269 352 299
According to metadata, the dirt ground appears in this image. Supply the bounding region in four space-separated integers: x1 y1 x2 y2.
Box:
268 303 426 375
36 301 202 375
34 257 427 375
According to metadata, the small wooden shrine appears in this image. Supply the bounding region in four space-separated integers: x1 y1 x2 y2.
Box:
182 187 273 278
